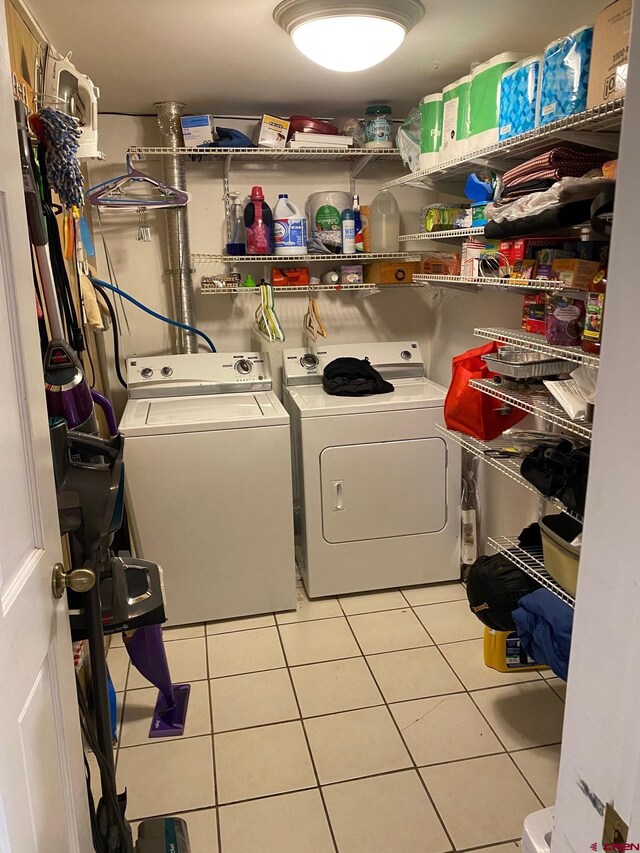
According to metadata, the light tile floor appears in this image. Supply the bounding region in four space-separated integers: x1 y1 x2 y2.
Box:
108 580 565 852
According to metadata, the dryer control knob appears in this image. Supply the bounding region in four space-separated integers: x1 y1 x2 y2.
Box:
140 367 154 378
161 366 173 377
300 353 319 369
401 350 412 360
235 359 253 375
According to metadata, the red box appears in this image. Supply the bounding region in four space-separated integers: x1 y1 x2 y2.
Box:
499 240 514 265
522 294 546 334
512 238 568 263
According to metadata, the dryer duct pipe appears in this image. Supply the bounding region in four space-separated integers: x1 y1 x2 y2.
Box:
155 101 197 354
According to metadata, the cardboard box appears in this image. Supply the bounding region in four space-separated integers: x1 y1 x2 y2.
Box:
522 293 546 334
180 114 216 148
512 238 568 263
551 258 601 290
534 248 575 279
420 253 461 276
341 265 364 284
364 262 420 285
587 0 632 108
254 114 290 148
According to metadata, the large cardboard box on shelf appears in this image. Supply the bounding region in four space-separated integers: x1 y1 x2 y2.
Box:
587 0 631 108
364 262 420 285
551 258 601 290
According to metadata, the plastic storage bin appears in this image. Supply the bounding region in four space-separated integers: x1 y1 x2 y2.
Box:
499 55 542 140
539 26 594 125
539 513 582 596
521 807 554 853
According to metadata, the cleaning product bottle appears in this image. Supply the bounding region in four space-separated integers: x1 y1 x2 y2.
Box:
273 193 308 256
370 189 400 252
353 193 364 253
225 191 246 255
341 207 355 254
244 186 273 255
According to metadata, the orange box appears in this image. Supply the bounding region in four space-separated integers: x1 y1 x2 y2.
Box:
364 262 420 285
551 258 601 290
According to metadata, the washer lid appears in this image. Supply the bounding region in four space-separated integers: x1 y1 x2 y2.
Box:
286 377 446 417
120 391 289 435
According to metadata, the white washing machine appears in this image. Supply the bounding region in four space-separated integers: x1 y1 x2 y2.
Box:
120 352 296 625
282 341 461 597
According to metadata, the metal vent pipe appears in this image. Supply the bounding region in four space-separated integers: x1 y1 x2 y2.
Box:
154 101 197 354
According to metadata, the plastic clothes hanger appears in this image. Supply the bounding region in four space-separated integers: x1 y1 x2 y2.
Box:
85 153 191 208
254 281 285 342
304 294 327 342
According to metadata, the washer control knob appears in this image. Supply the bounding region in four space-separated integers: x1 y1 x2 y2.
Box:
161 366 173 377
140 367 154 378
235 359 253 375
300 353 319 369
400 350 412 360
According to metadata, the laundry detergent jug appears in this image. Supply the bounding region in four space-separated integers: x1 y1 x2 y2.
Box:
244 186 274 255
273 193 308 255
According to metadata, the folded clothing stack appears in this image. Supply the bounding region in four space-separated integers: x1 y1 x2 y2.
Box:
500 146 612 201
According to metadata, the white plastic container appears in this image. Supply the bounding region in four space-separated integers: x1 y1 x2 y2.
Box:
370 190 400 253
273 194 308 256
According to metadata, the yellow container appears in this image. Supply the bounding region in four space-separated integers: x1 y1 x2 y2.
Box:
483 627 548 673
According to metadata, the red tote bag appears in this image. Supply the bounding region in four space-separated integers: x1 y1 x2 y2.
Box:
444 341 527 441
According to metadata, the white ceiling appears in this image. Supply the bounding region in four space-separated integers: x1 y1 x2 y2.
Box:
27 0 605 117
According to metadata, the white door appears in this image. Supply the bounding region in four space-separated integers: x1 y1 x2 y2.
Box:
320 438 447 543
0 10 91 852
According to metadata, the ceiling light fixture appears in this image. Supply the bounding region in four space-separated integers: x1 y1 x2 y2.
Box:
273 0 425 73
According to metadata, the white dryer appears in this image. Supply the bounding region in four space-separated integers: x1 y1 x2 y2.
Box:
282 342 461 597
120 352 296 625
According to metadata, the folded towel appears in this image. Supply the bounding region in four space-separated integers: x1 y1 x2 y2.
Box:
502 146 611 190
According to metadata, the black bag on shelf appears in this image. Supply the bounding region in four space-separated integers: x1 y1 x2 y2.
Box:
466 553 540 632
521 440 590 516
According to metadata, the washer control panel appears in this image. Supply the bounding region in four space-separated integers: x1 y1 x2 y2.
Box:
283 342 424 387
127 352 272 398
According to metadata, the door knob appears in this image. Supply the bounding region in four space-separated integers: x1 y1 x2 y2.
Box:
52 562 96 599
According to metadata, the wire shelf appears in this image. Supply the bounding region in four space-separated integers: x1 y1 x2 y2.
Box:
469 378 593 439
381 99 624 189
400 227 486 241
192 252 420 264
200 281 426 294
474 327 600 368
488 536 575 607
128 146 402 163
414 274 574 293
434 424 583 523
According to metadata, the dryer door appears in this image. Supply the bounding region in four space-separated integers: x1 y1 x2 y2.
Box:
320 438 447 544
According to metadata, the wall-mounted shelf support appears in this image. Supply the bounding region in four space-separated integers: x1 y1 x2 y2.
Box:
552 130 621 152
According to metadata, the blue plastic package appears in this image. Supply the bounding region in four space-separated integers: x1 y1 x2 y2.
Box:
539 26 594 126
499 55 542 140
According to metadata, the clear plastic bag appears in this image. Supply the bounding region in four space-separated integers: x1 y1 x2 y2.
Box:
397 107 421 172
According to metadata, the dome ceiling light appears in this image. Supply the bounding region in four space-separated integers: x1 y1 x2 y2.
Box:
273 0 425 73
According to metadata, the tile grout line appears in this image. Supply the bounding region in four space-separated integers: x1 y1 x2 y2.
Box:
335 593 457 853
272 616 341 853
398 581 560 809
205 629 224 853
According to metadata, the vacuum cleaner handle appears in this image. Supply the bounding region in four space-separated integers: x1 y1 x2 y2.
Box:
91 389 119 438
